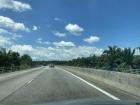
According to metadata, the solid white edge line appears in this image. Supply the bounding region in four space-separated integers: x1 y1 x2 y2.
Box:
60 68 120 100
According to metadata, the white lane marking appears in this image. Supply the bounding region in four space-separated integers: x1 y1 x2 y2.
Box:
60 68 120 100
26 69 45 84
27 79 34 84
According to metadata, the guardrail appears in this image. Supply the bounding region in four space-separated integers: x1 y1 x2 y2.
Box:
0 66 20 74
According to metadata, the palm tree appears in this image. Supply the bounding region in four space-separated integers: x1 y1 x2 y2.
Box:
0 48 20 67
121 48 135 68
103 46 122 70
0 48 7 56
10 52 20 67
0 48 9 67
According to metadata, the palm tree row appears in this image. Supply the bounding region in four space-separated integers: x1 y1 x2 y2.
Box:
65 46 140 71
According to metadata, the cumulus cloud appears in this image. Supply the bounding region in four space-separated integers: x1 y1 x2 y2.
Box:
53 41 75 48
0 35 12 46
53 31 66 37
0 0 31 12
0 16 29 32
32 25 38 31
36 38 50 45
84 36 100 44
10 44 103 61
65 24 84 35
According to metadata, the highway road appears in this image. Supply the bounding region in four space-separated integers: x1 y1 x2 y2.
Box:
0 66 139 105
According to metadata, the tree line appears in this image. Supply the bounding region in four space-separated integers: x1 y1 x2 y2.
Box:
63 46 140 71
30 46 140 72
0 48 32 71
1 46 140 73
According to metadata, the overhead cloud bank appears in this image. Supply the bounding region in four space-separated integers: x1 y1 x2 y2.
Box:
65 24 84 35
0 0 31 46
10 43 103 61
0 0 31 12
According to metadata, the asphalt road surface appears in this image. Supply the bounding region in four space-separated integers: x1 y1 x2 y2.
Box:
0 66 139 105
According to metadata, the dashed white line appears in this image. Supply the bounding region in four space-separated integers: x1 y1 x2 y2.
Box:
27 79 34 84
59 68 120 100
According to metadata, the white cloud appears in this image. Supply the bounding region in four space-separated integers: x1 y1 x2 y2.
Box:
0 28 9 34
11 44 34 53
0 16 29 32
53 31 66 37
84 36 100 44
11 33 22 40
36 38 50 45
32 25 38 31
65 24 84 35
54 18 61 21
10 44 103 61
135 49 140 55
0 35 12 46
0 0 31 12
0 28 22 40
67 46 103 59
53 41 75 48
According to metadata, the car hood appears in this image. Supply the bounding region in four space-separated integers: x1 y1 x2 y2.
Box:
34 98 140 105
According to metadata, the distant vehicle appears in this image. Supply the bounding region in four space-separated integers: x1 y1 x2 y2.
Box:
49 63 55 68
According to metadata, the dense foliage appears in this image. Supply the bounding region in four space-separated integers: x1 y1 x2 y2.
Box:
0 48 32 71
31 46 140 72
63 46 140 71
1 46 140 73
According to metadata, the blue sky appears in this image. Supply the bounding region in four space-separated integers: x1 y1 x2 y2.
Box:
0 0 140 60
